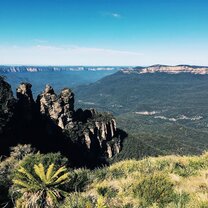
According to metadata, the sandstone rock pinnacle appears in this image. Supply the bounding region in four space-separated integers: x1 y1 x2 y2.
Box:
37 85 74 129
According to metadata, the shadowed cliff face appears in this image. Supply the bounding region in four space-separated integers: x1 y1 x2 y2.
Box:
0 77 15 130
0 77 126 168
0 77 16 148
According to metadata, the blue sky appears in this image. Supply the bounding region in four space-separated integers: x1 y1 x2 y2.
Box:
0 0 208 66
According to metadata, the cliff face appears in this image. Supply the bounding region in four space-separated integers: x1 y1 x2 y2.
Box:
123 65 208 75
37 85 74 129
0 77 124 167
0 77 15 134
36 85 121 159
0 66 121 73
16 83 35 122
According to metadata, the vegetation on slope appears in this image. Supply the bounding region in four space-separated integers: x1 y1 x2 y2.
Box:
1 145 208 207
75 72 208 159
112 112 208 162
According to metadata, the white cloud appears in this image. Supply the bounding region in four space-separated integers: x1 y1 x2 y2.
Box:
1 44 207 66
0 45 143 66
111 13 121 18
101 12 122 19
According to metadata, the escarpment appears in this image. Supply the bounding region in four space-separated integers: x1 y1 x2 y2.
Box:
0 77 15 134
0 77 125 167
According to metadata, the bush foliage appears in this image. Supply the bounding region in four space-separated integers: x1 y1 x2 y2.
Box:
1 146 208 207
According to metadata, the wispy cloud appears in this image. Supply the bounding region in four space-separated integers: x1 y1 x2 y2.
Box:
1 44 207 66
0 45 143 66
101 12 122 19
111 13 122 18
33 39 48 43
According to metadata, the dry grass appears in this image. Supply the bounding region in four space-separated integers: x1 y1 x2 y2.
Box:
77 152 208 207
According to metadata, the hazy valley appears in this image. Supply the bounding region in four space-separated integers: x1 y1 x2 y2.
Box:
2 64 208 160
2 0 208 206
1 65 208 207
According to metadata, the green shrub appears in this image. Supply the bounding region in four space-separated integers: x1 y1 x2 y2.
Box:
97 186 118 198
173 162 196 177
199 202 208 208
66 168 92 192
109 167 125 179
133 173 175 207
12 163 70 207
60 193 95 208
10 144 35 160
169 192 190 208
188 158 208 171
155 159 171 171
92 167 108 181
18 152 68 173
108 160 141 178
0 144 34 207
0 158 15 206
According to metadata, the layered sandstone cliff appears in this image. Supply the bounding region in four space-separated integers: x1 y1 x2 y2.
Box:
122 65 208 75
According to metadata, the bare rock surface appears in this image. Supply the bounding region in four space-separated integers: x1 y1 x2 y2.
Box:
37 85 74 129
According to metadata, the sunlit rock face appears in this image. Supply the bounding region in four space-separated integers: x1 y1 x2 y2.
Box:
123 65 208 75
37 85 74 129
140 65 208 74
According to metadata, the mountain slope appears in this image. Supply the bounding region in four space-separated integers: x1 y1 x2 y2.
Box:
75 71 208 115
75 70 208 159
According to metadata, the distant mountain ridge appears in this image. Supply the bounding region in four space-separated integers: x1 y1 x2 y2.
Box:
0 66 125 73
124 64 208 75
1 65 208 74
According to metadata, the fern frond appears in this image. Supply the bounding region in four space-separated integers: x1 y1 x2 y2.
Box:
51 166 67 180
46 163 55 182
54 173 70 185
34 163 46 183
17 166 37 183
13 179 31 189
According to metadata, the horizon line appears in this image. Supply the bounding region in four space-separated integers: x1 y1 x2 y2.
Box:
1 64 208 68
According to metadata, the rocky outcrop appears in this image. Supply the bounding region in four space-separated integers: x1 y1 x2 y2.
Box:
16 83 35 122
36 85 121 159
37 85 74 129
0 77 124 167
66 109 120 158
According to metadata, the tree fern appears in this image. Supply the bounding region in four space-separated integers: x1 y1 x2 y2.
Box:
12 163 70 207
